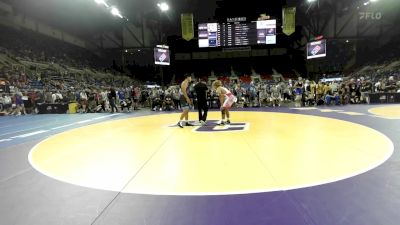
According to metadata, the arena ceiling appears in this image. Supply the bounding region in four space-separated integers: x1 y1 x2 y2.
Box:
3 0 217 38
2 0 399 40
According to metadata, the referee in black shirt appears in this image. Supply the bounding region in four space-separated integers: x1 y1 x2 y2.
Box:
194 78 208 125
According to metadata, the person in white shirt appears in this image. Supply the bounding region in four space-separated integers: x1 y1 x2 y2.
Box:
56 91 63 102
0 95 4 113
80 91 88 113
270 85 282 107
100 90 109 112
4 95 12 112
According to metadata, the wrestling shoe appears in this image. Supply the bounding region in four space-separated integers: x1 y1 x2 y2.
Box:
217 121 225 126
177 121 183 128
185 122 194 126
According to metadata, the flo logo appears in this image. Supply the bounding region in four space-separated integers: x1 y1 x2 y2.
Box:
159 53 166 62
193 120 249 133
359 12 382 20
311 45 321 55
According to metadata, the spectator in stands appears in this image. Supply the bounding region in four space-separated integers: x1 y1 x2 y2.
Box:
304 80 315 107
270 84 281 107
293 77 304 107
234 82 243 106
52 91 63 103
397 81 400 92
374 80 381 93
140 89 150 108
66 90 76 103
44 90 52 103
79 90 88 113
162 94 175 111
152 96 163 111
349 80 360 104
118 89 125 103
99 89 109 112
172 87 181 110
87 91 98 113
35 90 44 104
132 85 141 110
339 83 350 105
331 81 339 96
108 87 118 113
386 76 397 93
324 83 339 105
12 92 26 115
159 87 165 102
22 91 33 114
0 94 6 115
3 94 12 114
360 77 373 103
0 94 3 108
315 81 325 105
123 98 133 112
281 82 292 102
376 79 386 93
249 82 258 107
243 88 251 107
258 85 268 107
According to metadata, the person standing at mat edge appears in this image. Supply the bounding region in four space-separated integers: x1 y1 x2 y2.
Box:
108 87 118 113
177 74 193 128
194 78 208 125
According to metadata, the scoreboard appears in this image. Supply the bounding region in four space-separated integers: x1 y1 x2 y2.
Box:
198 20 276 48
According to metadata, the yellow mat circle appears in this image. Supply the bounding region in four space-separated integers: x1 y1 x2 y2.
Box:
29 112 393 195
369 105 400 119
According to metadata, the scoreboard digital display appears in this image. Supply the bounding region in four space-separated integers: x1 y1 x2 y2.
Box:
198 20 276 48
307 40 327 59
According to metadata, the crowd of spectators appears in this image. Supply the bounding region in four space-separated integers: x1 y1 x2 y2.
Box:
146 57 400 110
0 65 142 115
1 60 399 116
123 67 400 113
0 24 145 115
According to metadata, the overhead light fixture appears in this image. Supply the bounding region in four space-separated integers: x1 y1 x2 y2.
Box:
111 7 123 18
364 1 370 5
94 0 109 8
307 0 317 3
157 2 169 11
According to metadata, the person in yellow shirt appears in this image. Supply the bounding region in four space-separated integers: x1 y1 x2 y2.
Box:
315 81 325 105
304 80 315 106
